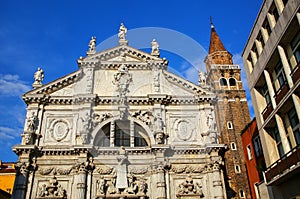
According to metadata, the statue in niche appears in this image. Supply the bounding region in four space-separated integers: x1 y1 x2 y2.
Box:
124 174 138 194
118 23 127 40
80 112 92 131
207 112 215 131
24 132 33 145
153 112 163 132
33 67 44 85
96 177 106 195
26 112 37 132
151 39 160 56
88 36 96 53
137 179 147 195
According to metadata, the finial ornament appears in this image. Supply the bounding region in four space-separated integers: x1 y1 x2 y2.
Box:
32 67 44 88
210 16 214 28
118 23 128 45
87 36 96 56
151 39 160 57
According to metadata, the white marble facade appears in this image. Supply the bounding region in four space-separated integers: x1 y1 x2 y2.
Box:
12 26 226 199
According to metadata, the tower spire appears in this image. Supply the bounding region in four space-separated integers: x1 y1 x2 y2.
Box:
208 20 227 54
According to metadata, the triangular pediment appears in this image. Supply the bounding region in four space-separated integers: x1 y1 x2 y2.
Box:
78 45 167 66
23 70 81 98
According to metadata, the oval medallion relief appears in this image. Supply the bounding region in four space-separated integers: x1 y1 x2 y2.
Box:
50 119 69 142
174 119 194 141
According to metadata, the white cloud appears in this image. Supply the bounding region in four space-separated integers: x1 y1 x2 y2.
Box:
0 126 22 140
0 74 31 96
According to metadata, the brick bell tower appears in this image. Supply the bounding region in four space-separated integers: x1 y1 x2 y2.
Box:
204 21 251 199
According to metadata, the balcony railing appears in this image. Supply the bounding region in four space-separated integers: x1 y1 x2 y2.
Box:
210 64 240 70
290 62 300 84
265 145 300 183
274 83 289 105
261 103 273 121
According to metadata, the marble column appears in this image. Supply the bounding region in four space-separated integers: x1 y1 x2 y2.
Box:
11 162 29 199
210 163 224 199
73 163 87 199
154 165 166 199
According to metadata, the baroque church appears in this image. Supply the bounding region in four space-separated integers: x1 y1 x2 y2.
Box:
12 23 250 199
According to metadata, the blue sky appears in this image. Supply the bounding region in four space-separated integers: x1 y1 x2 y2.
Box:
0 0 262 161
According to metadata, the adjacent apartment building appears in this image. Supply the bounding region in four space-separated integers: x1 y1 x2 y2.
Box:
242 0 300 198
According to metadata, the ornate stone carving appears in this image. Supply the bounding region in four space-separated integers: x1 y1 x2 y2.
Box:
176 175 204 198
38 167 72 176
33 67 44 88
36 176 66 199
92 112 113 126
96 177 106 196
113 61 132 106
96 166 113 175
129 167 149 175
84 67 94 93
87 36 96 56
171 165 204 174
153 66 160 92
38 167 54 175
151 39 160 57
25 111 38 132
198 71 207 86
173 119 195 142
48 118 70 143
15 161 30 175
130 109 152 125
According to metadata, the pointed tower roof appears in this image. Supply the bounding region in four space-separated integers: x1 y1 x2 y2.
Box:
205 19 233 67
208 21 227 54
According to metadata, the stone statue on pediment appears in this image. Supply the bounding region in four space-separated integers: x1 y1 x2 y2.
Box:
118 23 127 40
33 67 44 88
151 39 160 57
198 71 207 86
87 36 96 55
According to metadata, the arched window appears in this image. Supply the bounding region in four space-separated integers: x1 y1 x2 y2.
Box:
95 120 149 147
219 77 228 86
229 78 237 86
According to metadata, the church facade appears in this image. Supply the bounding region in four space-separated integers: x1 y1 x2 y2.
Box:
12 24 228 199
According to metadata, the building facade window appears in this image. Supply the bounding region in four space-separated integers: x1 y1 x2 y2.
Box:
229 78 237 87
257 32 265 49
235 164 241 173
227 121 233 129
239 189 245 198
219 77 228 87
263 19 272 39
261 84 271 106
271 126 284 157
269 3 280 25
290 30 300 69
247 145 253 160
287 107 300 145
96 120 149 147
231 142 237 150
115 120 130 147
274 61 287 91
253 135 263 157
